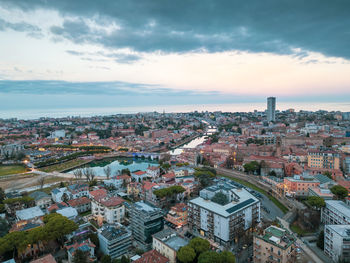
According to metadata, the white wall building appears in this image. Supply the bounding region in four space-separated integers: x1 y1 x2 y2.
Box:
324 225 350 262
188 178 260 247
322 200 350 225
91 196 125 224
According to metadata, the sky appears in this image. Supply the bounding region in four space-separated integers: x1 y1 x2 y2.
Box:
0 0 350 113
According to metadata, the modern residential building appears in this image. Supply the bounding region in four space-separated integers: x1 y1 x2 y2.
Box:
98 223 132 259
91 196 125 225
324 224 350 263
322 200 350 225
307 150 340 170
131 201 164 250
267 97 276 122
188 179 260 247
152 228 188 263
283 175 320 197
253 225 296 263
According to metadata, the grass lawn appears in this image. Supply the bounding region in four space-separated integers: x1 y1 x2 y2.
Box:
220 175 289 214
0 164 28 176
80 210 92 217
39 159 88 173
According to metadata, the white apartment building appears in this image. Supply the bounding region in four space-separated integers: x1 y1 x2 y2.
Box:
188 178 260 247
92 196 125 225
324 225 350 262
321 200 350 225
146 166 160 178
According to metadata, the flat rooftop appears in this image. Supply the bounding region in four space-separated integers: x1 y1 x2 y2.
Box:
190 187 259 217
326 200 350 218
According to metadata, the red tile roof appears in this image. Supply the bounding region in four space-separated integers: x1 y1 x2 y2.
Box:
30 254 57 263
90 189 107 199
68 197 91 207
98 196 125 207
133 249 169 263
133 171 147 175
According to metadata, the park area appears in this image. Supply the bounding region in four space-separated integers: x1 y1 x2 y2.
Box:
0 164 27 176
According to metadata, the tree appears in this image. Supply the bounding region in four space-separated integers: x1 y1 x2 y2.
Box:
89 233 99 248
0 187 5 203
307 196 325 209
72 249 88 263
211 192 229 205
38 177 45 189
220 251 236 263
101 255 112 263
189 237 210 255
198 251 221 263
317 230 324 250
0 218 9 237
177 246 196 263
120 255 130 263
73 170 83 180
323 171 332 180
331 185 348 200
104 166 112 180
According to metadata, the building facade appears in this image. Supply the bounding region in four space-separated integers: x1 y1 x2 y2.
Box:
267 97 276 122
322 200 350 225
98 223 132 259
188 179 260 247
152 228 188 263
324 225 350 263
91 196 125 225
308 150 340 170
253 225 296 263
131 201 164 250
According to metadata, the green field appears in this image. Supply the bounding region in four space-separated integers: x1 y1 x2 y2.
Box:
39 159 88 173
0 164 28 176
220 175 289 214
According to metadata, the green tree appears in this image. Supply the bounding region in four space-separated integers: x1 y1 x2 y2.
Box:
307 196 325 209
220 251 236 263
323 171 332 180
331 185 348 200
0 218 9 238
177 246 196 263
120 255 130 263
211 192 229 205
0 187 5 203
189 237 210 255
101 255 112 263
72 249 88 263
198 251 221 263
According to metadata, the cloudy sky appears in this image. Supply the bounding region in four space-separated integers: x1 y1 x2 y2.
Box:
0 0 349 113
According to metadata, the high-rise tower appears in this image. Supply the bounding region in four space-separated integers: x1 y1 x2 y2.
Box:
267 97 276 122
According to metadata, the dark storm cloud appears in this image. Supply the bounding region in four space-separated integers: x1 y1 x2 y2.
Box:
1 0 350 58
0 80 218 96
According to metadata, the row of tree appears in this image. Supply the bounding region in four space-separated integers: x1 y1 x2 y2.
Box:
153 185 186 199
0 213 77 257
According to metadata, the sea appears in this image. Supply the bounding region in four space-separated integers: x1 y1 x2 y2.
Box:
0 102 349 120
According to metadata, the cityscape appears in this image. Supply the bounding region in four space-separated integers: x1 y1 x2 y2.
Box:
1 1 350 263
